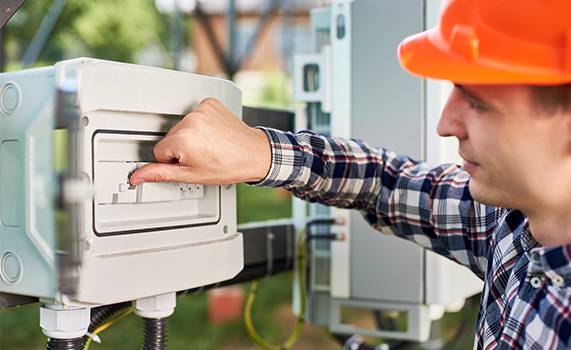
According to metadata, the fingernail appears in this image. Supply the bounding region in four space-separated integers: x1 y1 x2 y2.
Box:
130 178 145 186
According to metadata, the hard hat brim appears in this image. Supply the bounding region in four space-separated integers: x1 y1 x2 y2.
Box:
397 30 571 85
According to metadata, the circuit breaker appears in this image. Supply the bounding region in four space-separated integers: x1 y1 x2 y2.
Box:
0 58 243 306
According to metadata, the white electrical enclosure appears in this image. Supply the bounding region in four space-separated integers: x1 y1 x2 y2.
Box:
0 58 243 306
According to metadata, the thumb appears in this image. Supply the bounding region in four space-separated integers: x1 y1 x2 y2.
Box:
129 163 196 185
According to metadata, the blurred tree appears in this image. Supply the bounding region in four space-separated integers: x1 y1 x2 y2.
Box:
2 0 172 70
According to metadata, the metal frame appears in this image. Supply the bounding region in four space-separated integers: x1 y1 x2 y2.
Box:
0 0 27 29
194 0 283 80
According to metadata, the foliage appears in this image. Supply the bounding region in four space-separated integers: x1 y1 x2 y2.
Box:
2 0 171 69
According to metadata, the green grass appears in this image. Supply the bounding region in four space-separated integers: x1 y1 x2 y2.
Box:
0 273 294 350
236 184 292 224
0 303 45 349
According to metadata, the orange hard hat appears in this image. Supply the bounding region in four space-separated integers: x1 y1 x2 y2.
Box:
397 0 571 85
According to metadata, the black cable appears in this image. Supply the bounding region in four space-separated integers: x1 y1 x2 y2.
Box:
306 217 338 227
177 260 293 297
47 337 83 350
142 317 167 350
306 233 342 241
371 312 420 349
373 310 400 331
82 301 132 345
89 302 132 331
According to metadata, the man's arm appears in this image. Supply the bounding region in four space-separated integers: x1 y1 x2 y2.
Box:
255 126 497 279
130 97 383 211
129 98 272 186
130 97 496 278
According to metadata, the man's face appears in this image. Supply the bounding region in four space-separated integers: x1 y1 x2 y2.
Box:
437 84 571 211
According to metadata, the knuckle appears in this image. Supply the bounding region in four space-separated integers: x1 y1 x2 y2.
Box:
153 142 163 155
151 173 166 182
201 97 218 106
184 107 207 123
198 98 220 114
144 170 167 183
173 126 194 142
187 112 209 130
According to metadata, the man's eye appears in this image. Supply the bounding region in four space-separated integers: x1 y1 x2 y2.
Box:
467 99 485 111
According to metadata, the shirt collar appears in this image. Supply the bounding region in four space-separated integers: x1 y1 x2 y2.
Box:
523 226 571 287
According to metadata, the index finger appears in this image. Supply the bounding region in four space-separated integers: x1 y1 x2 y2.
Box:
129 162 192 185
152 135 183 164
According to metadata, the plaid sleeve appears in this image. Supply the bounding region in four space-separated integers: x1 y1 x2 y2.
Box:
252 128 501 277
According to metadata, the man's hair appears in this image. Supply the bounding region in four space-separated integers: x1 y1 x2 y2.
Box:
529 83 571 114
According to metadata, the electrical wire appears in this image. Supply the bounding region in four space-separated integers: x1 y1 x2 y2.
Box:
83 308 134 350
83 302 132 345
243 227 308 350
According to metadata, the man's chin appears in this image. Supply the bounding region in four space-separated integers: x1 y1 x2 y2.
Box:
468 180 501 207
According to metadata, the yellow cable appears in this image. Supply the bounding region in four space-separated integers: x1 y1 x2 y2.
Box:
83 308 134 350
244 227 308 350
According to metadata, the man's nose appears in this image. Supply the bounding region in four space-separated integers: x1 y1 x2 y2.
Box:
437 92 467 140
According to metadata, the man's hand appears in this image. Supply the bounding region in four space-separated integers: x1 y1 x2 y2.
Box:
129 98 272 186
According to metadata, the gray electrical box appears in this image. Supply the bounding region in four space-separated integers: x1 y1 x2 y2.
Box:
293 0 482 341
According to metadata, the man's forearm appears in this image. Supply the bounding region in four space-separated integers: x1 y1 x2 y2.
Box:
252 128 384 210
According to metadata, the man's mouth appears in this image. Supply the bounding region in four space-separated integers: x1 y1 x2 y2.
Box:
462 159 478 170
459 151 479 172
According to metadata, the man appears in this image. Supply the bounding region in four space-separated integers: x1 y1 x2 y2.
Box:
130 0 571 348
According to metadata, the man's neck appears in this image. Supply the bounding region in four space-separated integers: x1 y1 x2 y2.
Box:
526 210 571 247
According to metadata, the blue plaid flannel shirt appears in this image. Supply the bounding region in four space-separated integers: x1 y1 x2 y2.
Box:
254 128 571 350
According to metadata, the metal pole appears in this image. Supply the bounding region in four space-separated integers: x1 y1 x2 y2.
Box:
227 0 237 79
194 3 233 77
233 0 281 76
21 0 67 68
170 6 182 70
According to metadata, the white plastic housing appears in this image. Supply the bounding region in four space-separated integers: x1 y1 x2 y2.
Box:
0 58 244 306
